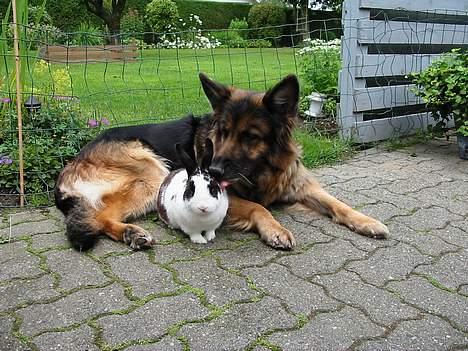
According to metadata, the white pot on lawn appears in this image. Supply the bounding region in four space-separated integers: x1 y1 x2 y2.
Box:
305 92 327 118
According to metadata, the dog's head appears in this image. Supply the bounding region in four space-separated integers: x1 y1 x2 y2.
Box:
199 73 299 185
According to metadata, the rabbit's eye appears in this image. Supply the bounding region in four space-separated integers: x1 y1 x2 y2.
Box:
183 180 195 200
208 179 220 199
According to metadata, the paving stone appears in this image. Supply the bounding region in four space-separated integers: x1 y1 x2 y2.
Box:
250 346 272 351
278 240 367 278
153 242 201 264
215 240 280 270
268 306 384 350
357 314 468 351
358 202 407 223
383 177 452 195
5 210 50 225
0 241 42 281
408 184 468 216
243 263 339 314
0 275 59 311
179 296 295 351
312 271 418 325
124 336 183 351
0 316 31 351
319 220 398 252
18 283 130 336
387 276 468 331
0 219 62 239
276 215 332 247
347 243 431 286
326 185 379 208
46 249 109 290
359 188 422 211
459 284 468 296
451 220 468 233
333 177 392 193
432 226 468 248
393 207 463 232
107 252 177 298
31 232 70 250
90 238 133 257
99 293 209 347
132 220 176 243
387 222 460 256
33 325 99 351
172 257 256 306
415 250 468 290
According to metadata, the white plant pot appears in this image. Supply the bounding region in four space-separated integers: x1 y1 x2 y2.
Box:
306 92 327 118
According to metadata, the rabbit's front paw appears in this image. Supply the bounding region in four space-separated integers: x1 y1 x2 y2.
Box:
123 225 155 250
205 230 216 242
189 233 208 244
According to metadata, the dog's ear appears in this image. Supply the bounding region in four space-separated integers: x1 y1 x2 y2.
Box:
199 73 231 111
263 75 299 117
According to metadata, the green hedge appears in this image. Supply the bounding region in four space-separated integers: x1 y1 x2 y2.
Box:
175 0 251 29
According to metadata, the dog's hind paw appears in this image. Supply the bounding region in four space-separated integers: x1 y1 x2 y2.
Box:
347 216 389 239
123 225 155 250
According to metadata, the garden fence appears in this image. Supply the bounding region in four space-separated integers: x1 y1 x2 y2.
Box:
338 0 468 142
0 19 342 207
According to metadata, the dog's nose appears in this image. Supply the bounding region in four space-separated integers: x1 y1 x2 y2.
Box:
209 163 224 180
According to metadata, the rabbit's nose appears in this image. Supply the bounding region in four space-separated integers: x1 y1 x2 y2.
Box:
198 206 208 213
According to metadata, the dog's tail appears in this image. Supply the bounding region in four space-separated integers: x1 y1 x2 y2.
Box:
55 187 102 251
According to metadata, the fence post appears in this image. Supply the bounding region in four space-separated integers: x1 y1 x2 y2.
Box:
11 0 25 207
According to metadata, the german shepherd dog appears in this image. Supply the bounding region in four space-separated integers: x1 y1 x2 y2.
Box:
55 74 389 251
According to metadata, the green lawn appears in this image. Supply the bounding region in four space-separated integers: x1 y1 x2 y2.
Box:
27 47 300 124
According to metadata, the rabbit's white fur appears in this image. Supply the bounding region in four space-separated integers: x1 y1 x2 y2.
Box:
158 169 228 244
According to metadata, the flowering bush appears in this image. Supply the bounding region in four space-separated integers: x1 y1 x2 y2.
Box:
156 14 221 49
32 60 73 98
145 0 179 34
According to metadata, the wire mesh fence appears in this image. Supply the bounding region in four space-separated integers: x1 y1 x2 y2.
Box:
0 16 343 207
1 0 467 207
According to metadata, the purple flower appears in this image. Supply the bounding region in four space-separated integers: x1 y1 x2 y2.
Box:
101 117 110 125
88 119 99 128
0 156 13 165
1 97 11 103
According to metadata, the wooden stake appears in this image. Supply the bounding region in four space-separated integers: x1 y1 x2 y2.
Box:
11 0 25 207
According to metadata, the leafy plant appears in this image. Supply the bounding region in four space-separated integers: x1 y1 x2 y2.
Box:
145 0 179 33
72 22 105 46
412 49 468 136
229 18 248 39
297 38 341 96
0 101 99 205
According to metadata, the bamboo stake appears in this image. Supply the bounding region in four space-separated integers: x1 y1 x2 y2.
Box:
11 0 25 207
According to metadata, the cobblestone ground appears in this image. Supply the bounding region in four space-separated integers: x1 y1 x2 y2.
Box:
1 140 467 351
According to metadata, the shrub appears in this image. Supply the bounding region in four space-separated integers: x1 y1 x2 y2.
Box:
247 1 286 41
0 101 99 205
229 18 248 39
145 0 179 33
175 0 251 29
122 8 146 34
412 49 468 136
297 38 341 96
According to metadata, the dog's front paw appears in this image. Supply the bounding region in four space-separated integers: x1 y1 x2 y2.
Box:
262 224 296 250
347 215 389 239
123 225 155 250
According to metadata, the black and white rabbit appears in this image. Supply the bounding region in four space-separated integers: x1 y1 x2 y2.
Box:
157 139 229 244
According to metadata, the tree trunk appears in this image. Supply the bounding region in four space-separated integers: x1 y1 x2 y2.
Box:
106 18 121 45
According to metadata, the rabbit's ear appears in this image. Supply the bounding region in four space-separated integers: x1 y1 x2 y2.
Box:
176 143 197 175
201 138 214 170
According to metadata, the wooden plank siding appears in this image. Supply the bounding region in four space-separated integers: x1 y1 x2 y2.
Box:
337 0 467 142
39 45 138 63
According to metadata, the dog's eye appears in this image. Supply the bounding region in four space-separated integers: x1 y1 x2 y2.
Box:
243 132 261 143
219 127 229 139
